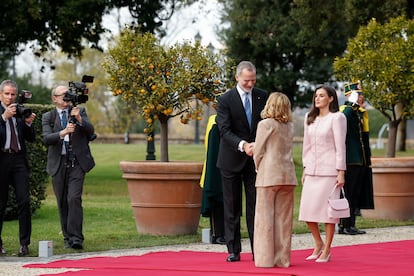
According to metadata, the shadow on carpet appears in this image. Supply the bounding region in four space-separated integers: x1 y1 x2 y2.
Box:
25 240 414 276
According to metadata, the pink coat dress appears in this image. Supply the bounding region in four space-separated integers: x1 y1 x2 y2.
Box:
299 112 347 223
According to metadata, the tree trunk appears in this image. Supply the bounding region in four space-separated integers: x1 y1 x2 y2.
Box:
397 118 406 151
386 120 400 157
395 103 406 152
159 121 169 162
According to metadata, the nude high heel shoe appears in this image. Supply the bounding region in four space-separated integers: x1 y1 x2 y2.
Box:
305 249 322 260
315 253 331 263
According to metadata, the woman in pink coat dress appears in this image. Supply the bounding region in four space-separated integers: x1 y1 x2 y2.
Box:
299 85 346 263
253 92 297 268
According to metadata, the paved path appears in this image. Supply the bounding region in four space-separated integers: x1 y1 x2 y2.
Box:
1 226 413 275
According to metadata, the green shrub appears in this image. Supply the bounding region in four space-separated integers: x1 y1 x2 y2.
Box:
4 104 51 220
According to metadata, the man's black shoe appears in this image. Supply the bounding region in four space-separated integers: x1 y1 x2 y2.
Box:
350 226 366 234
226 253 240 262
338 227 357 235
71 243 83 250
18 245 29 257
212 236 226 245
64 240 72 249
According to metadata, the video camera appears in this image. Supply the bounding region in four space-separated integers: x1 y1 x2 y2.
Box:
64 75 97 142
16 90 32 118
63 75 94 106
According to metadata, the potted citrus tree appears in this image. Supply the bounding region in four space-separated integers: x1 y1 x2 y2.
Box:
334 16 414 220
102 28 232 234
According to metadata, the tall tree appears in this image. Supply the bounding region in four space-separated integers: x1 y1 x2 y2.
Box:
219 0 301 106
340 0 413 151
219 0 413 108
334 16 414 157
0 0 194 58
343 0 408 35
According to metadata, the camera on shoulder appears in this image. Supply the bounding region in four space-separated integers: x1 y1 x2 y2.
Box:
63 75 97 142
63 75 94 106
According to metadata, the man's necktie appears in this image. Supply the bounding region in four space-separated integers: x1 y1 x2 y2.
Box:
244 93 252 128
8 118 19 152
61 110 68 155
61 110 67 128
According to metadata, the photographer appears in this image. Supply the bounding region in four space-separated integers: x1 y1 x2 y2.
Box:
0 80 36 256
42 84 95 250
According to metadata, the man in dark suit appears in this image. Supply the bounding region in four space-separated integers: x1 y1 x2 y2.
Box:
42 85 95 250
216 61 268 262
0 80 36 256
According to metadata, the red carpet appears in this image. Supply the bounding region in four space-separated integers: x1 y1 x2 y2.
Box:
25 240 414 275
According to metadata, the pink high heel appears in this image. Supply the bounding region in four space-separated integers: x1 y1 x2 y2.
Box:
315 253 331 263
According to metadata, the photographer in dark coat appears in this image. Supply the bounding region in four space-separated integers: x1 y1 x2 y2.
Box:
0 80 36 256
42 85 95 250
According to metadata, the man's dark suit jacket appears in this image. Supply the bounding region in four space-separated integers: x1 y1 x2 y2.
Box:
42 107 95 176
216 87 268 172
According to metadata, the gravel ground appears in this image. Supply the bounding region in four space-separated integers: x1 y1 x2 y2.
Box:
1 225 413 276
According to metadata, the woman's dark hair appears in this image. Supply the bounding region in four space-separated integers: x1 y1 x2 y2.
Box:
306 85 339 125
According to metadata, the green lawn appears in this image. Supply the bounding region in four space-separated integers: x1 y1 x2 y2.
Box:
2 143 413 256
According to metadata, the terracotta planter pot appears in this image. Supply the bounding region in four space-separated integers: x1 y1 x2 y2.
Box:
120 161 203 235
361 157 414 220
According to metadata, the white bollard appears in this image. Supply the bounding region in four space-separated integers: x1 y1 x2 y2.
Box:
39 240 53 257
202 228 212 244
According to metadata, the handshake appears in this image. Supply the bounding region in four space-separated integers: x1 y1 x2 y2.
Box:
243 142 255 156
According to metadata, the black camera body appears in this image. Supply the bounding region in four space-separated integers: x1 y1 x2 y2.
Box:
63 75 94 106
16 90 32 118
64 75 96 142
